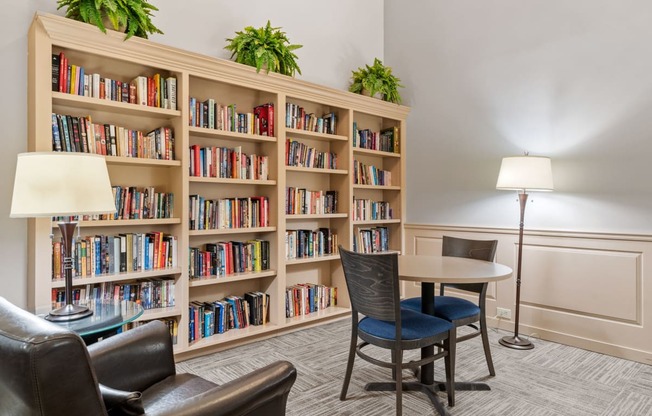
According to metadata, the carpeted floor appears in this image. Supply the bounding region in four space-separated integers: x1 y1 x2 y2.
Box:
176 319 652 415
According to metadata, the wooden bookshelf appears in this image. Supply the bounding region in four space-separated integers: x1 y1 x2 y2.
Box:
28 12 408 358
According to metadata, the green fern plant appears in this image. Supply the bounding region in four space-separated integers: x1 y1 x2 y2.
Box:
225 21 302 77
349 58 403 104
56 0 163 40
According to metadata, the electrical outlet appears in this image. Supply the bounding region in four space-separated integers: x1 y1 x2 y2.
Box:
496 307 512 319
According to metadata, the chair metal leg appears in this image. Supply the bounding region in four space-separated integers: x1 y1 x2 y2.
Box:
479 315 495 376
395 347 403 416
444 329 456 407
391 350 398 380
340 325 358 400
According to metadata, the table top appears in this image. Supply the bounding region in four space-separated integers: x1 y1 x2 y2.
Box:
398 255 513 284
54 301 143 337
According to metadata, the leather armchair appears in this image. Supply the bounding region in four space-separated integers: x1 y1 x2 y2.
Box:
0 297 297 416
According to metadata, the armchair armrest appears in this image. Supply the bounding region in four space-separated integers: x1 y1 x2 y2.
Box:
88 321 176 392
152 360 297 416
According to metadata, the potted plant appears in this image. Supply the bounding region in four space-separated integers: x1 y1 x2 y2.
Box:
56 0 163 40
225 21 302 77
349 58 404 104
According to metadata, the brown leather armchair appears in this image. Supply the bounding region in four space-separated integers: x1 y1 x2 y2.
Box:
0 296 297 416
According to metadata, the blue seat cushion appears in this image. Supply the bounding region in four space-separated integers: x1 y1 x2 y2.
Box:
401 296 481 322
358 308 453 341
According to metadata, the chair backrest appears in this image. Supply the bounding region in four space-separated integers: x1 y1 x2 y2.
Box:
339 246 400 322
0 297 107 416
441 236 498 294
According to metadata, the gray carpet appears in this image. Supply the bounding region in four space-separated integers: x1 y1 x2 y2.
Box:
176 319 652 415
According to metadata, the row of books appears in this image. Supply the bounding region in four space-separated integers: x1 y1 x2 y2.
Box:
52 52 177 110
353 160 393 186
110 186 174 221
52 232 178 279
51 278 175 311
124 318 178 345
352 198 393 221
189 144 269 180
188 292 270 342
188 195 269 231
353 226 390 253
188 239 270 278
285 103 337 135
286 228 338 260
52 113 175 160
285 283 337 318
189 99 275 136
285 138 338 169
286 188 338 215
352 122 400 153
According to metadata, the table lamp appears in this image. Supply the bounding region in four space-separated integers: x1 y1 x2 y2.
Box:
496 153 553 349
10 152 116 321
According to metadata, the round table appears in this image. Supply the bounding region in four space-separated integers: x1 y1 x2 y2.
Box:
366 255 513 414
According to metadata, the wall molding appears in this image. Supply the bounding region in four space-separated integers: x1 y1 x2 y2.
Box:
404 223 652 365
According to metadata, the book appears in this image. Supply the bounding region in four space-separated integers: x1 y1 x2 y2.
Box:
51 54 60 92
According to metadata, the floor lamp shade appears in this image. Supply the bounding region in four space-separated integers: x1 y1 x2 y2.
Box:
10 152 116 218
10 152 116 321
496 154 553 350
496 156 553 192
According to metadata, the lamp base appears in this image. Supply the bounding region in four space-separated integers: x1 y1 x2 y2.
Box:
45 304 93 322
499 335 534 350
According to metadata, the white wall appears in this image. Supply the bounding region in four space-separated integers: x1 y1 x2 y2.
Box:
385 0 652 234
1 0 383 308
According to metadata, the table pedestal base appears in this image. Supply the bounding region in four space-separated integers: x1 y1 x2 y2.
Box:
365 382 450 416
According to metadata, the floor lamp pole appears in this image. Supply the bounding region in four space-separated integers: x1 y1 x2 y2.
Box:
499 192 534 350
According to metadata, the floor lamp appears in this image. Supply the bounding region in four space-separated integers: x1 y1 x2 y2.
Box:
496 154 553 350
10 152 116 321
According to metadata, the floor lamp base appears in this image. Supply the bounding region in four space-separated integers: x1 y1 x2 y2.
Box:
499 335 534 350
45 304 93 322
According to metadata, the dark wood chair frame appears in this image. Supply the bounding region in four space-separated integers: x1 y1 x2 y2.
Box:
339 246 456 416
439 235 499 377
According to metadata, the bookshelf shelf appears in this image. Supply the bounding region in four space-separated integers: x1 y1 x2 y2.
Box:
71 218 182 228
188 227 277 237
105 156 181 167
353 147 401 158
285 166 348 175
189 126 277 143
52 267 183 288
286 127 348 142
186 323 280 351
138 306 183 321
189 270 277 287
285 254 341 266
286 213 348 220
352 219 401 225
188 177 276 186
284 306 351 327
353 184 401 191
52 91 180 119
29 12 408 358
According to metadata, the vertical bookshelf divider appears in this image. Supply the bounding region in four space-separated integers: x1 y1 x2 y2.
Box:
28 12 409 358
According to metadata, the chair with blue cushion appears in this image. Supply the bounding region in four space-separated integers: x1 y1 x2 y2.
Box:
338 246 456 416
401 236 498 377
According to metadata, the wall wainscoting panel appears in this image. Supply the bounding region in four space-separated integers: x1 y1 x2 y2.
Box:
404 224 652 364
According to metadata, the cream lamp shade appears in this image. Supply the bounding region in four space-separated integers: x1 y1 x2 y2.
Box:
10 152 116 218
496 155 554 192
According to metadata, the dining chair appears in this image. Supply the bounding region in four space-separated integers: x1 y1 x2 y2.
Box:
401 236 499 377
338 246 456 416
